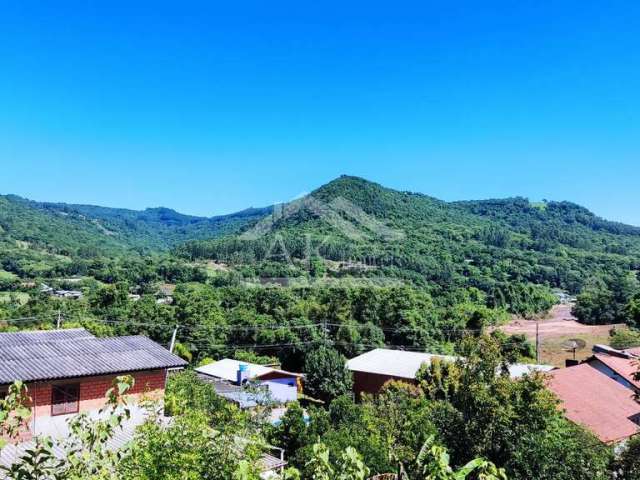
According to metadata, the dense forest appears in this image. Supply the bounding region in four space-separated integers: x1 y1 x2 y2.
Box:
179 177 640 299
2 175 640 367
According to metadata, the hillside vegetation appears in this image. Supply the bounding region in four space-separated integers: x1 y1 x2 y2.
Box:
177 176 640 315
0 194 268 278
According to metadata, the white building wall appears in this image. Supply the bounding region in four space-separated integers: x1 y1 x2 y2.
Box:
261 377 298 403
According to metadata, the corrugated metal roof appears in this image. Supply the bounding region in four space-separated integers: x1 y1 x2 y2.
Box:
347 349 555 381
196 373 269 409
591 354 640 389
547 363 640 443
0 328 187 385
259 453 287 472
0 409 152 472
1 417 285 476
346 348 458 379
0 328 93 347
195 358 302 383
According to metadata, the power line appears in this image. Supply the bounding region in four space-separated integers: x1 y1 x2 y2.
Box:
0 316 45 323
0 315 542 349
0 315 324 332
0 309 532 333
0 314 505 334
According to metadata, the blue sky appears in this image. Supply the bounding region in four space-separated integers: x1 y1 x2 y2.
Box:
1 1 639 224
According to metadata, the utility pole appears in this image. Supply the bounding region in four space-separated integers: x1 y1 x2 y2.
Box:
56 310 62 330
323 317 330 346
535 319 540 363
169 325 178 353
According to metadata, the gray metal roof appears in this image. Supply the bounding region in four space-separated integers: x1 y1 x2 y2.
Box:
0 328 187 385
0 413 285 476
0 328 93 347
196 373 267 409
346 348 459 379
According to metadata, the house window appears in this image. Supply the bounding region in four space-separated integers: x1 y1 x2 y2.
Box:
51 383 80 416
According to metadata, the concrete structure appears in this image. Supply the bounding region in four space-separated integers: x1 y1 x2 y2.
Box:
546 363 640 444
196 359 303 405
0 328 186 443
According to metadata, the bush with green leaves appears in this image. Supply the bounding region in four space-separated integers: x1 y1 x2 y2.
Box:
0 381 31 450
119 409 263 480
614 435 640 479
609 328 640 350
1 375 268 480
303 344 353 403
1 376 134 480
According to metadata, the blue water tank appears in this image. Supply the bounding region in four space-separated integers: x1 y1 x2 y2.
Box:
237 364 250 385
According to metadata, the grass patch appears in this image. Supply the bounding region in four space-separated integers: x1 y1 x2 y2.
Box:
539 330 615 367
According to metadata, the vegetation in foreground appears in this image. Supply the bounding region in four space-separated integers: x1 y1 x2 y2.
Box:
2 335 632 480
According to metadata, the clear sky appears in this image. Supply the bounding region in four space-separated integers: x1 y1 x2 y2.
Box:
1 1 639 224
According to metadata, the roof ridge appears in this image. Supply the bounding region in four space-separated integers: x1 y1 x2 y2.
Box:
0 327 90 335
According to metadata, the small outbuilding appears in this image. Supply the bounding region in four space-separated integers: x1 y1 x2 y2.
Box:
0 328 187 443
195 359 303 405
586 344 640 393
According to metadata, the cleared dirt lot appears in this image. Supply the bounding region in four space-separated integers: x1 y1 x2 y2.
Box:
497 304 625 367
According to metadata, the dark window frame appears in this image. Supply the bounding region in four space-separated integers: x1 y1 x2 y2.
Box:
51 383 80 416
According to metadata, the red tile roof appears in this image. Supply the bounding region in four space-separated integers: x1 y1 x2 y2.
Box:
592 354 640 389
547 364 640 443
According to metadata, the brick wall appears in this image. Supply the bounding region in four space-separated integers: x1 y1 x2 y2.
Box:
75 369 167 412
0 369 167 444
28 369 166 418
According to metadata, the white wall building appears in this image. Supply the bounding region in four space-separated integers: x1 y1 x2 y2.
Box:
196 358 302 404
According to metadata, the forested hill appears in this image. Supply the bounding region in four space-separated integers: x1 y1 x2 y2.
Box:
0 194 270 255
178 176 640 310
3 176 640 313
0 194 271 281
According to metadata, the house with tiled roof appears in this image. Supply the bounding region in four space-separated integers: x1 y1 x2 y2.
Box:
546 363 640 444
0 328 187 443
